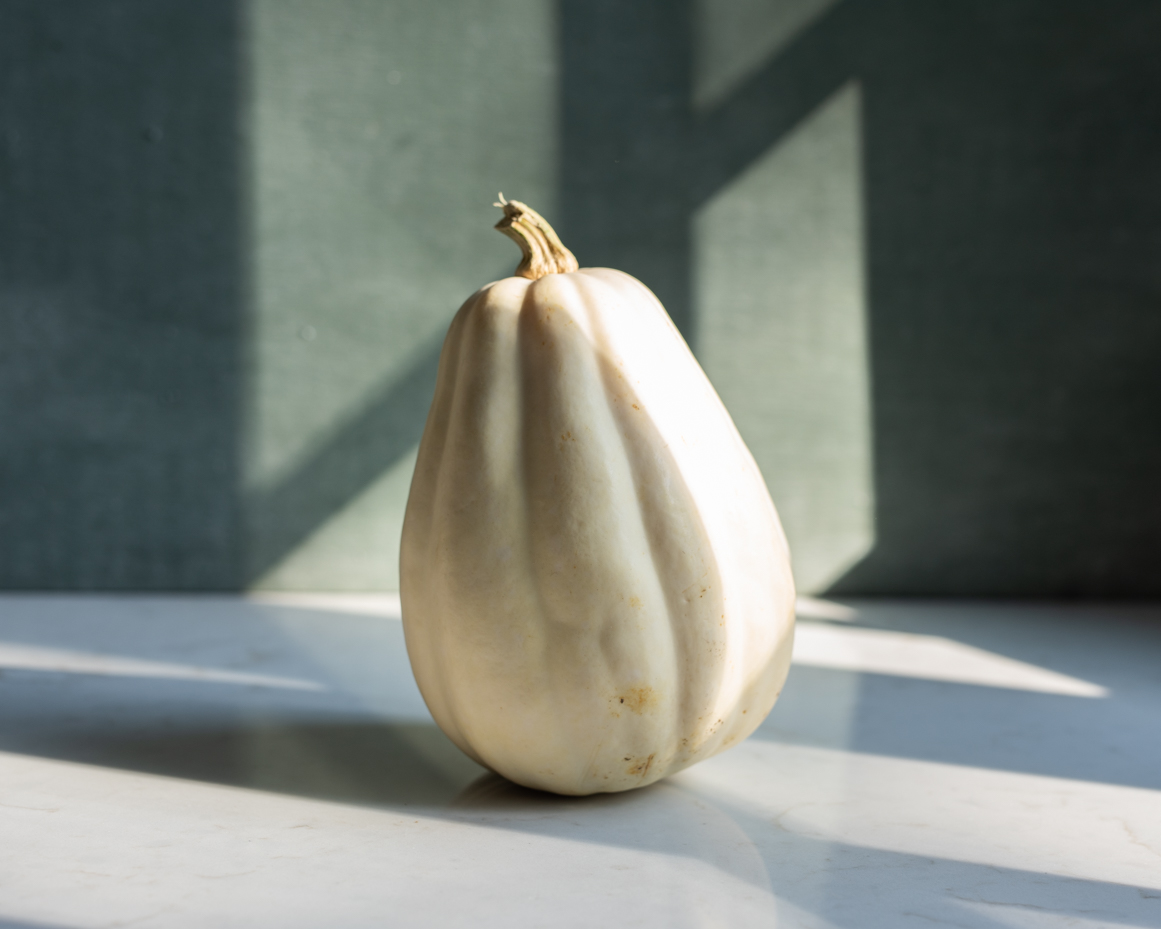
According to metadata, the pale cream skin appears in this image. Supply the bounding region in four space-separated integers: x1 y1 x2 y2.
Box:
401 208 794 796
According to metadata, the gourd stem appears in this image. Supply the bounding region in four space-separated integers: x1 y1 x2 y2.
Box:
493 194 579 280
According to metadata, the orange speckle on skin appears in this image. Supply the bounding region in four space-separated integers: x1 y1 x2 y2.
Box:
614 686 657 715
626 753 656 777
682 578 711 602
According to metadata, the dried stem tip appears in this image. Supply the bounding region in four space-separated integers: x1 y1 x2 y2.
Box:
493 194 579 281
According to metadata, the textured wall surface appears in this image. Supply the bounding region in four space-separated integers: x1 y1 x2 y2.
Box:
1 1 247 588
2 1 1159 594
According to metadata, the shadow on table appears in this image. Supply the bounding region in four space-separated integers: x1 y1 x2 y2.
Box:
1 597 1159 927
2 596 1159 797
762 663 1161 790
0 596 485 808
448 773 1160 929
0 920 80 929
758 601 1161 792
3 597 1159 797
1 719 482 810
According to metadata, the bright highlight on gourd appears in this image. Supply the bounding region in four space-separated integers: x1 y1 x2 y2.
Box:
399 198 796 795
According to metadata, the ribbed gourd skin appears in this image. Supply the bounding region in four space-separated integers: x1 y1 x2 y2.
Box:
400 267 795 795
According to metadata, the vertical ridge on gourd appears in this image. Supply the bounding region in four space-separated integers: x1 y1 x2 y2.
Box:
400 199 795 795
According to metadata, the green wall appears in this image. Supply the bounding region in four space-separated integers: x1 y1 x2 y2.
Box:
1 0 247 588
242 0 558 589
2 1 1159 595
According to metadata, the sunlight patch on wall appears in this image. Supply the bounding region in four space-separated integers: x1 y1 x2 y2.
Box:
692 0 841 110
695 80 873 593
242 0 559 494
240 0 558 589
251 446 418 591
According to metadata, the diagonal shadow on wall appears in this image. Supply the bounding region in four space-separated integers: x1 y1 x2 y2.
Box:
245 0 1161 596
561 0 1161 597
243 2 863 587
243 337 443 584
243 1 863 589
559 0 864 347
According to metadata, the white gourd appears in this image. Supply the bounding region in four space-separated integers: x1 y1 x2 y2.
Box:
400 198 795 795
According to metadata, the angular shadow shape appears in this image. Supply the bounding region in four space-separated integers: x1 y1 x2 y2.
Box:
711 789 1161 929
760 664 1161 791
244 338 443 583
761 603 1161 789
0 594 482 806
2 720 482 809
561 0 1161 596
240 1 864 592
3 597 1155 925
449 771 1160 929
688 0 865 205
559 0 858 349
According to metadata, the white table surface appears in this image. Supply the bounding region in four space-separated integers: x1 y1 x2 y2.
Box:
1 594 1158 929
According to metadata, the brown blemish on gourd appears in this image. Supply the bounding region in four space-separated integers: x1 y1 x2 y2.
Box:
628 596 642 609
614 686 656 715
626 754 655 777
682 577 711 602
